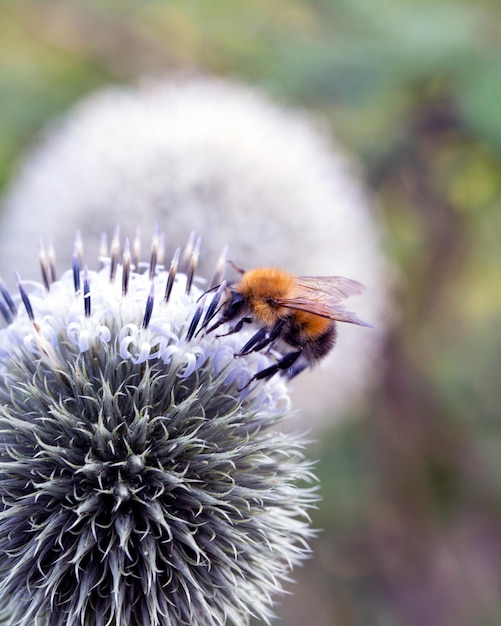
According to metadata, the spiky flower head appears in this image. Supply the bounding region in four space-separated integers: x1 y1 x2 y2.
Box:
0 231 317 626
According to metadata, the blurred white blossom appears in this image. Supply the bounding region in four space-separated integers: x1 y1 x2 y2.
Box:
0 75 389 421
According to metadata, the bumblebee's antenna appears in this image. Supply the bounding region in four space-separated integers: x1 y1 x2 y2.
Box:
227 260 245 276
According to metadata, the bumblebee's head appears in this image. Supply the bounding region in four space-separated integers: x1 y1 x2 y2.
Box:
220 288 246 322
197 282 246 335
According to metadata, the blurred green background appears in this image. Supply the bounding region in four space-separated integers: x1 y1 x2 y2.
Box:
1 1 501 624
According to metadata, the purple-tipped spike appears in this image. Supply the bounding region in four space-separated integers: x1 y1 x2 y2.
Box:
180 231 196 274
98 232 108 270
16 273 35 322
122 238 131 296
209 245 228 290
185 235 201 295
72 243 81 294
83 266 91 318
74 229 84 265
132 229 141 272
157 232 165 269
47 239 57 283
142 282 155 329
164 247 180 303
149 226 160 280
186 295 205 342
198 281 227 335
0 300 13 324
109 226 120 283
0 278 17 317
38 239 51 291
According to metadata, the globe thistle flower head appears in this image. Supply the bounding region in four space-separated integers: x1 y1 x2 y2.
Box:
0 231 317 626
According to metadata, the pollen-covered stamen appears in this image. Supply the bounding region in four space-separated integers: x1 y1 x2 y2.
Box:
72 244 81 294
16 273 35 322
185 235 201 295
164 247 180 303
83 266 91 318
142 282 155 329
0 278 17 318
38 239 52 291
209 244 228 289
122 239 131 296
109 226 120 283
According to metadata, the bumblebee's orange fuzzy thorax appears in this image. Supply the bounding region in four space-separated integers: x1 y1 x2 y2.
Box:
238 268 295 297
235 267 294 326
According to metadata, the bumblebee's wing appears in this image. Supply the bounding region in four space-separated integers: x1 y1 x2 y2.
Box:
275 276 372 326
296 276 365 300
275 297 371 326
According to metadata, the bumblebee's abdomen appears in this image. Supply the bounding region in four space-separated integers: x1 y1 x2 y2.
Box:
292 310 332 338
284 318 337 362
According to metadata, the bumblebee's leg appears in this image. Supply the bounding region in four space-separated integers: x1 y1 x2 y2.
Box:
239 349 303 390
255 349 302 380
237 327 270 355
238 320 285 355
216 316 253 337
283 359 308 379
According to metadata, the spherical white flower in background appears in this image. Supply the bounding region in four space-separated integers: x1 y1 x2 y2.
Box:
0 74 389 421
0 233 317 626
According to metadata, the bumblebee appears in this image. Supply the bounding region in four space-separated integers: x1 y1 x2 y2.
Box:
199 265 371 384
